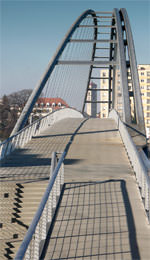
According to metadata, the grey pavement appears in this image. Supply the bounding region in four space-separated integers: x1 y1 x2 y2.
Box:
0 118 150 259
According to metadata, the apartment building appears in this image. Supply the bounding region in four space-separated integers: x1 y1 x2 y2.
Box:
99 69 115 118
100 65 150 137
138 64 150 137
86 82 97 117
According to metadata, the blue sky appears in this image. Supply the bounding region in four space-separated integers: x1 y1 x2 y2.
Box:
1 0 150 96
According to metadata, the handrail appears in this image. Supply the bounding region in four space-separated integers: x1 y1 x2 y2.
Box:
14 151 65 260
109 109 150 223
0 112 49 146
0 110 54 160
0 107 83 160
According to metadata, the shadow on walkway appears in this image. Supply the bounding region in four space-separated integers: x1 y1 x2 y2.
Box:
32 129 118 139
41 180 140 260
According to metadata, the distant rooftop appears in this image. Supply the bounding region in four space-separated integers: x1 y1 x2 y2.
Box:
36 97 69 109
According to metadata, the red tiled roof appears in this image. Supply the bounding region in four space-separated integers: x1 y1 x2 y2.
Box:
36 98 69 107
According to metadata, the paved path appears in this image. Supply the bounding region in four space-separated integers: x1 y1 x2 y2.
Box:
0 118 150 259
42 118 150 260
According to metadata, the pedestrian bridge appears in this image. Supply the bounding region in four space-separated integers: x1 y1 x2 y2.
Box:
0 8 150 260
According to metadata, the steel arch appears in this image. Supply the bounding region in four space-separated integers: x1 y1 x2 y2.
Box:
113 8 131 123
120 8 145 132
11 9 96 135
11 8 145 135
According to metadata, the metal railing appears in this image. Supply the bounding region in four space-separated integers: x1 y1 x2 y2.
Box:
109 109 150 223
0 112 55 160
0 108 83 161
14 151 65 259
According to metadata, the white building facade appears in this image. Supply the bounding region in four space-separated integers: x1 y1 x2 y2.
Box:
86 82 97 117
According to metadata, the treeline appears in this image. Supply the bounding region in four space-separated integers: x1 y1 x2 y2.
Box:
0 89 32 141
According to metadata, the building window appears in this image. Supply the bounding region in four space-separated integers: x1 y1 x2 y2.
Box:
103 79 106 84
141 86 144 89
147 119 150 124
147 92 150 97
46 102 50 107
102 72 106 77
141 79 144 82
141 72 144 76
147 106 150 110
58 102 61 107
141 93 144 96
52 103 55 107
147 79 150 83
147 99 150 104
147 71 150 77
147 113 150 117
147 85 150 90
127 72 131 77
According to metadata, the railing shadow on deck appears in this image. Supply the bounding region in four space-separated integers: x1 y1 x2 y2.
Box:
0 126 118 168
32 129 118 139
41 180 140 260
0 150 84 168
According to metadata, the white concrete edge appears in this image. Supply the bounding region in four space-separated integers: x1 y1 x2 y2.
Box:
52 108 84 123
109 109 150 185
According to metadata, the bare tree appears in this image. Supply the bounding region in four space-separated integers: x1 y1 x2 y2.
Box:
7 89 32 110
0 95 18 140
0 90 33 140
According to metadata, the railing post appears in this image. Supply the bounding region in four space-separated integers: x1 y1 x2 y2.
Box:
33 223 40 260
141 172 146 201
145 183 150 212
50 152 56 177
30 124 35 139
41 208 47 240
24 127 28 145
14 149 66 259
56 168 61 196
60 162 64 185
52 181 57 208
47 193 52 223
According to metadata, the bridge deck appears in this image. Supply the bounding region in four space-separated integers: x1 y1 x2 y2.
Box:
0 118 150 259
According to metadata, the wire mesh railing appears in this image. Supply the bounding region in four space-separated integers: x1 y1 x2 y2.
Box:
0 108 83 160
0 111 54 160
109 109 150 223
14 151 64 260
